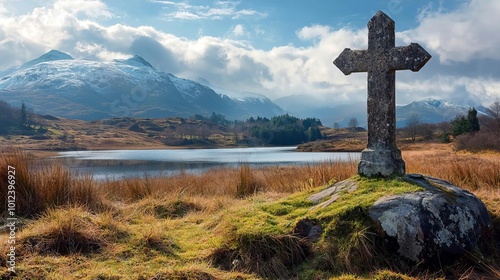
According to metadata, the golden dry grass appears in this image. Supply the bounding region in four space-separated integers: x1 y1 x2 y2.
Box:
0 146 499 279
0 151 104 218
101 160 357 202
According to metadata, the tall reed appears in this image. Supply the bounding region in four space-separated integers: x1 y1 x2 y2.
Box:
0 151 101 218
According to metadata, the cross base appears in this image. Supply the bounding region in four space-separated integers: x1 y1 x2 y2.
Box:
358 148 405 177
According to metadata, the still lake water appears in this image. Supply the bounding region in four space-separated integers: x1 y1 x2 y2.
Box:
55 147 360 180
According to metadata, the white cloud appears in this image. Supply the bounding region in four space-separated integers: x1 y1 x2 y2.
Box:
75 41 128 61
297 25 332 40
0 0 116 65
232 24 245 37
397 75 500 106
155 0 267 21
402 0 500 63
0 2 7 15
170 11 202 20
53 0 113 19
0 0 499 110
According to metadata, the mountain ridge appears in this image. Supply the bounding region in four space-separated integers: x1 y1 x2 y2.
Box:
0 50 284 121
0 50 487 125
274 95 487 128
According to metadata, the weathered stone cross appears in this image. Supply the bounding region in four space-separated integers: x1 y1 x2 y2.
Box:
333 11 431 178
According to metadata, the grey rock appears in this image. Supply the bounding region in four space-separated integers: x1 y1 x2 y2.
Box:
308 178 357 210
369 175 493 262
333 11 431 178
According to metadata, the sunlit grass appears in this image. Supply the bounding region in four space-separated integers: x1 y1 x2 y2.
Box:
0 147 499 279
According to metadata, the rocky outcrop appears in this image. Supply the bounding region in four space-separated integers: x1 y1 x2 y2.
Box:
369 174 493 263
304 175 493 264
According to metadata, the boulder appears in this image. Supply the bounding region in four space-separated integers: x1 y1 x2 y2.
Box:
369 174 493 263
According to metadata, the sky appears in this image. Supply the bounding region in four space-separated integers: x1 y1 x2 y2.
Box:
0 0 499 107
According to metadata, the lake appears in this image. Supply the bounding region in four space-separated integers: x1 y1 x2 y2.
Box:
54 147 360 180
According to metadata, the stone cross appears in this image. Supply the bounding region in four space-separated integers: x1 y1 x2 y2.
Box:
333 11 431 177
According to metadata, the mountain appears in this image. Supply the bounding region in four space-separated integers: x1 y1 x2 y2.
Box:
0 50 74 78
0 50 283 121
275 94 486 128
197 82 285 119
274 95 367 127
395 98 488 126
21 50 74 70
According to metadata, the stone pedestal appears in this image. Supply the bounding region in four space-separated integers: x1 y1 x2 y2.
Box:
358 148 405 177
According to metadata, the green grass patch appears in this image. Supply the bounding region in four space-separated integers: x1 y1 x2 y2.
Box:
210 176 426 278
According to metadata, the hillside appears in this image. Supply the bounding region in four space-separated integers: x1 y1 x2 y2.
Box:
0 113 327 151
0 116 236 151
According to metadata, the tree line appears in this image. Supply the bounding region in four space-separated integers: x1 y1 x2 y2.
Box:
401 101 500 151
248 114 324 145
0 100 44 135
189 113 324 146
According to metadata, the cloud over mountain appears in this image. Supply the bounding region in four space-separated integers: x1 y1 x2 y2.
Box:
0 0 498 108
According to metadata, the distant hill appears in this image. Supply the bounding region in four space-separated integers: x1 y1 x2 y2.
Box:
274 95 487 128
395 98 488 126
0 50 284 121
274 95 367 128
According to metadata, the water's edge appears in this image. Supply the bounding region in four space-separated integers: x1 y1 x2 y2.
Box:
54 147 360 180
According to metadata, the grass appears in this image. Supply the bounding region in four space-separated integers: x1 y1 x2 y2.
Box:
19 205 107 255
222 176 425 277
0 151 104 218
0 146 499 279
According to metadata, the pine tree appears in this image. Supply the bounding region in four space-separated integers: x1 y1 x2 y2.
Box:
20 101 27 127
467 107 480 133
451 107 480 136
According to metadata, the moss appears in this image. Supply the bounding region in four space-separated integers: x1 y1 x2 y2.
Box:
372 269 417 280
210 176 426 278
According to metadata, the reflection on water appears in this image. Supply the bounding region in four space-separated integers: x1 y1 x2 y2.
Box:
54 147 360 180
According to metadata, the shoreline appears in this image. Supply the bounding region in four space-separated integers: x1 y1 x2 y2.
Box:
1 140 452 155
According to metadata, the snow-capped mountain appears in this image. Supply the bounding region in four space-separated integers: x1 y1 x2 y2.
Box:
395 98 487 125
0 50 283 120
197 82 284 118
274 94 486 128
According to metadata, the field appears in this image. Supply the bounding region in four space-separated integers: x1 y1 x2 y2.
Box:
0 144 499 279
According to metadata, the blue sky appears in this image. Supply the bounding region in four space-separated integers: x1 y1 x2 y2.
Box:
104 0 462 49
0 0 499 107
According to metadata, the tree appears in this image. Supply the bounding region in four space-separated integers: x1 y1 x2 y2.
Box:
20 101 27 127
419 123 436 140
405 114 421 141
451 107 480 136
467 107 480 132
302 117 322 130
348 117 358 129
306 126 323 142
0 101 14 133
483 100 500 136
248 114 322 145
486 100 500 119
209 112 228 125
451 116 469 136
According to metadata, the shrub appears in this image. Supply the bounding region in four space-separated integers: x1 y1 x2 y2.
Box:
456 132 500 152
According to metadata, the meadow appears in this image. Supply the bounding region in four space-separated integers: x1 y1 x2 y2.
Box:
0 144 499 279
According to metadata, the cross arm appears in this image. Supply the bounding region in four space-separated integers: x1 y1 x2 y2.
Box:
389 43 431 72
333 48 370 75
